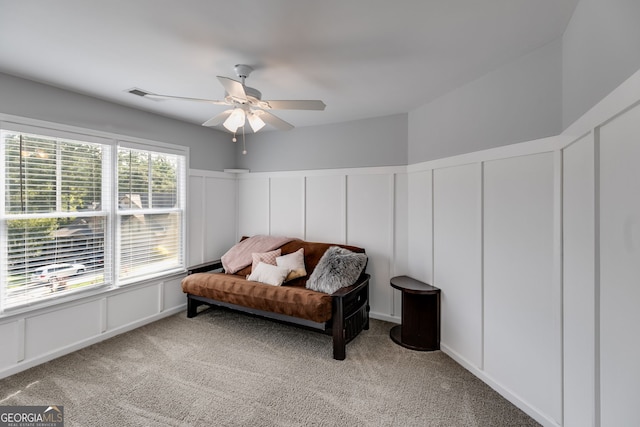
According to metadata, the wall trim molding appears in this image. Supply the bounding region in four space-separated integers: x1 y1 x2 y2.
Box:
408 135 576 173
563 68 640 138
441 343 561 427
236 164 406 179
0 304 186 380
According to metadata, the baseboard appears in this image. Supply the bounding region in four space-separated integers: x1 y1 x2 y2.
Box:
440 343 561 427
369 311 400 324
0 304 186 380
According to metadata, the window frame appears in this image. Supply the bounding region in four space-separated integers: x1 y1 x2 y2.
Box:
115 141 187 286
0 117 189 315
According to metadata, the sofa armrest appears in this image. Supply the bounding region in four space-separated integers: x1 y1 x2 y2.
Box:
330 273 370 360
331 273 370 297
187 259 223 275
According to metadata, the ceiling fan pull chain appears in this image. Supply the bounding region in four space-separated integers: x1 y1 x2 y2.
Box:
242 125 247 155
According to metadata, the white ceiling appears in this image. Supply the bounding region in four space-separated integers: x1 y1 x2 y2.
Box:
0 0 579 132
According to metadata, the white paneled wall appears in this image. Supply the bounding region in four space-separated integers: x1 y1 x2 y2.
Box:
236 168 404 322
346 173 394 316
305 175 346 243
0 169 236 380
484 152 561 423
408 142 568 427
25 301 103 358
188 170 238 266
393 173 409 316
238 177 270 238
230 139 579 425
562 133 596 427
0 278 186 379
599 102 640 427
433 164 482 370
190 77 640 426
406 170 433 284
1 70 637 427
404 69 640 427
270 177 305 238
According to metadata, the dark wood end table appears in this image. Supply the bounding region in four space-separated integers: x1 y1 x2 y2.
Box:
390 275 440 351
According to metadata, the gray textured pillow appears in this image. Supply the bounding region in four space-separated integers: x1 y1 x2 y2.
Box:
306 246 367 294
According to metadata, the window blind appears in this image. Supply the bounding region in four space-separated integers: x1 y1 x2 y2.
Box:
2 130 109 308
116 147 185 283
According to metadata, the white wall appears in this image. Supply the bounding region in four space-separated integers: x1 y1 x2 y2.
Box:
433 164 482 370
598 102 640 427
0 166 240 380
234 167 405 322
0 275 186 379
187 170 239 265
562 133 596 427
0 76 240 380
407 136 570 427
228 66 640 426
2 3 640 424
408 68 640 427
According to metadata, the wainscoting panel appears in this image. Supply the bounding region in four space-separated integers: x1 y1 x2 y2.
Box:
163 277 186 311
562 133 596 427
305 175 346 244
393 172 409 316
483 152 561 424
235 168 401 320
107 284 160 331
346 173 393 317
0 320 20 369
599 102 640 427
187 170 237 266
406 170 433 285
25 300 103 360
433 163 482 370
204 175 237 261
237 177 270 238
270 176 305 239
188 175 205 265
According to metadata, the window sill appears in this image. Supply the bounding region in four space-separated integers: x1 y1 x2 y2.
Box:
0 269 187 322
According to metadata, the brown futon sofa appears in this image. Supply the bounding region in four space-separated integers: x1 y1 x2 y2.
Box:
181 237 370 360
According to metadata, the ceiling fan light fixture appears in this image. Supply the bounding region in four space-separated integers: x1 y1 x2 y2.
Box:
247 112 266 132
223 108 246 132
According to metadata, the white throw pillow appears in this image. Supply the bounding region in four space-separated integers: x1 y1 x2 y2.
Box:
276 248 307 282
247 262 290 286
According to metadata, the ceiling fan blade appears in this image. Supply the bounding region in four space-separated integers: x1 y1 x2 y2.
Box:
263 100 326 111
217 76 247 101
144 93 227 104
260 111 294 131
202 110 233 127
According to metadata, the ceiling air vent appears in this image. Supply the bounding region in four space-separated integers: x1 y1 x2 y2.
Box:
127 88 150 97
126 87 163 101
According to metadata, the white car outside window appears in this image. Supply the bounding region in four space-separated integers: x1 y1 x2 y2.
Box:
32 263 86 283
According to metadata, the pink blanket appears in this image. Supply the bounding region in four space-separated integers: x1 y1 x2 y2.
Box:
221 235 295 274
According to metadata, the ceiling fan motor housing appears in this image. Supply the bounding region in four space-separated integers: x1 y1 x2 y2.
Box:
234 64 254 79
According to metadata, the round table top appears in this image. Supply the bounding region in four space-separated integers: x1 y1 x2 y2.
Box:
390 275 440 294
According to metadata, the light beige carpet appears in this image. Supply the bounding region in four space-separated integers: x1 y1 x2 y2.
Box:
0 308 539 426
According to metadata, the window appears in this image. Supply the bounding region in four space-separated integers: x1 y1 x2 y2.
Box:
117 146 185 283
1 124 186 312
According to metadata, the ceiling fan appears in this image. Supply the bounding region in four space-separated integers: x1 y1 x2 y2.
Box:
134 64 326 135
